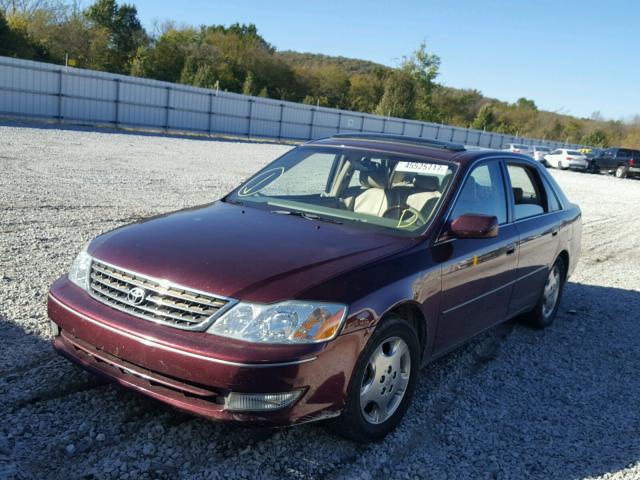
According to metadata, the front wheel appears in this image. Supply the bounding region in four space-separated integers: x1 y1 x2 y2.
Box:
615 165 628 178
328 316 420 443
520 257 566 329
587 161 599 174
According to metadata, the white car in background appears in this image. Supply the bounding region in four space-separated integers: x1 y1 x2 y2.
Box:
502 143 531 155
531 146 552 162
543 149 588 170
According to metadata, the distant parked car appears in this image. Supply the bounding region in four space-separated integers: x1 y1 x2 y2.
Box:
503 143 531 155
588 148 640 178
543 149 588 170
531 146 552 163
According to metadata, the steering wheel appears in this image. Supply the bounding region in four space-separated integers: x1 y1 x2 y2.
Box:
382 205 426 228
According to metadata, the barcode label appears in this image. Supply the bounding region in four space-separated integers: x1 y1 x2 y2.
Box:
395 161 449 175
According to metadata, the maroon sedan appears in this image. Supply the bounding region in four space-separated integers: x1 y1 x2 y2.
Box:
48 134 581 442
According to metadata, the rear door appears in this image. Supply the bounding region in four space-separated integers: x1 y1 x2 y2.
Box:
433 160 519 355
616 149 631 166
505 161 562 316
601 149 616 169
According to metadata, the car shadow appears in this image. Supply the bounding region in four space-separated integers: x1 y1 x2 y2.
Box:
1 281 639 479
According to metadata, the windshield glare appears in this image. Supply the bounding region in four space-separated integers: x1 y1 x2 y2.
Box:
227 147 456 234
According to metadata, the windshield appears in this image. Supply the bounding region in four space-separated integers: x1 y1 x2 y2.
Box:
226 146 457 235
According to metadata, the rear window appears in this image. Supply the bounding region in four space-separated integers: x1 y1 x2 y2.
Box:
567 150 582 156
514 144 529 150
536 147 551 152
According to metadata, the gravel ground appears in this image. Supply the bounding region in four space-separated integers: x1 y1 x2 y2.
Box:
1 122 640 480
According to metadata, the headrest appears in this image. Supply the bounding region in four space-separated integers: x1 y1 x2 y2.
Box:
414 175 440 191
512 187 523 203
360 168 389 189
391 172 414 187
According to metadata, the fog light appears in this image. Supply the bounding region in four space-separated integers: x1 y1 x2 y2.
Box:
224 390 303 412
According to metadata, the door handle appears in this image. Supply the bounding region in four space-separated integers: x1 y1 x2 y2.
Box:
506 244 516 255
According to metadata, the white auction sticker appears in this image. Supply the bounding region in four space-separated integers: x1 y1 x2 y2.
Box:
395 161 449 175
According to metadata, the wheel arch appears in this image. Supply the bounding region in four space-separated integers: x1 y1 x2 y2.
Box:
379 300 428 360
557 249 570 276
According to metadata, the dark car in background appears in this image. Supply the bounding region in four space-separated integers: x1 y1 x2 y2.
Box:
589 147 640 178
48 134 582 442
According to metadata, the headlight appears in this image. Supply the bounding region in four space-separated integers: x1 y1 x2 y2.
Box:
207 301 347 344
68 247 92 291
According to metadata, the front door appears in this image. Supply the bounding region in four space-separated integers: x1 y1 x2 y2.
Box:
433 160 519 355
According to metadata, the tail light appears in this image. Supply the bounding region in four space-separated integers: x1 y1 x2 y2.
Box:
566 156 573 161
631 158 635 167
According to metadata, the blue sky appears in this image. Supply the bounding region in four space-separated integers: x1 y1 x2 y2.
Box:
131 0 639 120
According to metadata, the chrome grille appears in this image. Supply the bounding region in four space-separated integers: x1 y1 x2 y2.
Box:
89 259 234 330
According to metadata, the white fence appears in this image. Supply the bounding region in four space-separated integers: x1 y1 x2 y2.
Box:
0 56 581 149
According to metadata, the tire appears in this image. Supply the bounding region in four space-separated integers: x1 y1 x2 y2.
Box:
615 165 628 178
328 316 420 443
520 257 566 329
587 161 599 174
557 160 565 170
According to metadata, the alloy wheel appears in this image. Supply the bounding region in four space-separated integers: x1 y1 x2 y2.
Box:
359 336 411 425
542 265 561 318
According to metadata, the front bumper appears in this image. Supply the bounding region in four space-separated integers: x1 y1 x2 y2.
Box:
48 277 370 425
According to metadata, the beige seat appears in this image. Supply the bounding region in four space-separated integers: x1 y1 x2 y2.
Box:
352 169 393 217
405 175 441 213
388 174 441 217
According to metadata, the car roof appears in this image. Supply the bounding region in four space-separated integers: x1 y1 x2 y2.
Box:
307 133 534 167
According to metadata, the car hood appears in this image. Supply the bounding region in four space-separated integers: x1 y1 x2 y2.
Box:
89 201 415 303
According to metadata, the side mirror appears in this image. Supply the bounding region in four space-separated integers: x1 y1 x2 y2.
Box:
450 214 499 239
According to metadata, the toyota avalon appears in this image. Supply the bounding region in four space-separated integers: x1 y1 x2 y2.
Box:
48 133 582 442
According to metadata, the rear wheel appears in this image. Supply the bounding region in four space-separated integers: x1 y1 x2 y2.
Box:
520 257 566 329
328 316 420 443
615 165 628 178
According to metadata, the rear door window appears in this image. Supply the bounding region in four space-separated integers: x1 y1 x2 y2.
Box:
506 164 546 220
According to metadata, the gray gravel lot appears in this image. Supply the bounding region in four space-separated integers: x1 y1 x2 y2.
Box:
1 122 640 480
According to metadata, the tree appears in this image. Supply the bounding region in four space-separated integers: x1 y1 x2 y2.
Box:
0 0 65 17
131 25 198 82
0 9 49 59
582 129 610 147
85 0 146 73
516 97 537 110
564 119 584 143
402 42 441 121
242 71 255 95
347 72 385 113
375 69 416 118
471 103 496 130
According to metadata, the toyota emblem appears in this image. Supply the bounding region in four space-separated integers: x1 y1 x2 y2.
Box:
127 287 147 305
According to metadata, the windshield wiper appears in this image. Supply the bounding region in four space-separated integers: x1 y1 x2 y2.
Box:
271 209 342 224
